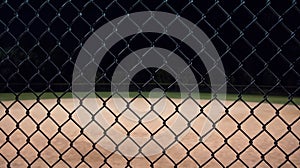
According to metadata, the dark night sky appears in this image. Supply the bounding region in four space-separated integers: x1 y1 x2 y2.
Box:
0 0 299 95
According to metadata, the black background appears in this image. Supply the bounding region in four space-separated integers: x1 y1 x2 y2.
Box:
0 0 299 96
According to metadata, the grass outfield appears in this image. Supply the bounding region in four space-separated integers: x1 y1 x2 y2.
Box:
0 92 299 104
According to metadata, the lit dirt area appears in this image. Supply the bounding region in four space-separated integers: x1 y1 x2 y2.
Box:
0 98 299 167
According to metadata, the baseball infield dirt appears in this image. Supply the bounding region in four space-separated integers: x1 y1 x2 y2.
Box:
0 98 299 167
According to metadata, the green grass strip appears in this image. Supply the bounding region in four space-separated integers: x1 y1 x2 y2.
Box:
0 92 299 105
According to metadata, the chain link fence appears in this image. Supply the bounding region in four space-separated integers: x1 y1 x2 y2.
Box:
0 0 300 167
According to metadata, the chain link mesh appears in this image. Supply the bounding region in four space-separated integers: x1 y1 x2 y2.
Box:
0 0 300 167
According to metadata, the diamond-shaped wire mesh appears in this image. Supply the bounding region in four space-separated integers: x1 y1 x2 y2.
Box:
0 0 300 167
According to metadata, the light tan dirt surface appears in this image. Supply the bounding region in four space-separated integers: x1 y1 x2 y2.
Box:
0 98 299 167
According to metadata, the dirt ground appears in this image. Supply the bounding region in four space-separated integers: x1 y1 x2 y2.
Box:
0 98 299 167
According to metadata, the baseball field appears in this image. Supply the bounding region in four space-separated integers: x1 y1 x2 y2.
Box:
0 92 299 167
